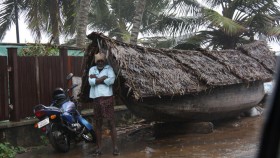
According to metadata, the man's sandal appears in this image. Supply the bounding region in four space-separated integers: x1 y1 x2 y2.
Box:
93 149 102 156
113 148 120 156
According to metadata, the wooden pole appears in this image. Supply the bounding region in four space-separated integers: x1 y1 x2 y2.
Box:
7 48 20 121
0 57 9 120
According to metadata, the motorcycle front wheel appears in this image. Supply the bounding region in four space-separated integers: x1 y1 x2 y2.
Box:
48 123 70 152
80 125 97 143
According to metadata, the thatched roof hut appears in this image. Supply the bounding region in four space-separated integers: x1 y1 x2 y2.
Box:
79 32 276 122
80 32 275 100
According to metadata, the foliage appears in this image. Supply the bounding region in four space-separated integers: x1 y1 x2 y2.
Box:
19 44 59 56
88 0 169 42
40 135 49 145
139 36 176 48
0 142 26 158
88 0 135 42
2 0 279 49
0 0 78 44
142 0 280 50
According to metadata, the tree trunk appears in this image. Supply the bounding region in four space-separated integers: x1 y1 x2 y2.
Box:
130 0 146 45
76 0 90 48
48 0 60 45
14 0 20 43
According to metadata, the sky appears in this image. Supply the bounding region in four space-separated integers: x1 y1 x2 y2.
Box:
2 14 61 44
2 17 49 43
2 12 280 52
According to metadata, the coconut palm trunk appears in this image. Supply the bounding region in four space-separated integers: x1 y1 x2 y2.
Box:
48 0 60 44
76 0 90 48
130 0 146 45
14 0 20 43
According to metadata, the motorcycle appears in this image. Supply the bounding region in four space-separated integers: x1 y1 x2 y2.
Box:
33 73 96 152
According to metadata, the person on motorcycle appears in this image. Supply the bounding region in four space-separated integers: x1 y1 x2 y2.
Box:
88 52 120 156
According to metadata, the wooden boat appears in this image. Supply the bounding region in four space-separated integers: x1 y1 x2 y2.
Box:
124 81 264 122
79 32 276 122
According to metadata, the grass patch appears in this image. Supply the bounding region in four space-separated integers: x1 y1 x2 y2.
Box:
0 142 26 158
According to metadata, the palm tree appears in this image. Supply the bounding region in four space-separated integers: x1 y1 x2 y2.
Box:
88 0 135 42
87 0 170 43
141 0 280 50
24 0 77 44
0 0 25 42
14 0 20 43
130 0 146 44
0 0 77 44
76 0 91 48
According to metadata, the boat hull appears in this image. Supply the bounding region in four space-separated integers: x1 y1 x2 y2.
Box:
124 81 264 122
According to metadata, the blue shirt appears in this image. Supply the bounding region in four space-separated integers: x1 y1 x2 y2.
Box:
88 65 116 99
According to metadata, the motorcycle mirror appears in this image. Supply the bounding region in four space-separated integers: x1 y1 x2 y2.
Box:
66 73 74 80
66 84 79 93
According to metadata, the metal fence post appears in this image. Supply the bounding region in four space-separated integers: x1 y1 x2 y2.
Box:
7 48 20 121
59 47 68 88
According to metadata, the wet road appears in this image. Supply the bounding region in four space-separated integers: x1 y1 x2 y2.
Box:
16 115 263 158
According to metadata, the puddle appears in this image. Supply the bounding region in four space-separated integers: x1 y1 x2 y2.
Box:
16 115 263 158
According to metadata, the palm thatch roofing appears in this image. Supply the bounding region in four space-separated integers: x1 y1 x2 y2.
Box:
79 32 276 102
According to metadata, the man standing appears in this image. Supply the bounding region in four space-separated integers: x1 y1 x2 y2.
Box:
88 52 120 156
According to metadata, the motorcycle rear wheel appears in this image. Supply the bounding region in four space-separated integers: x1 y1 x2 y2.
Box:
48 124 70 152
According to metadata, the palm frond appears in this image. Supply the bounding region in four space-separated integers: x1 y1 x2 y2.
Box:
173 33 208 50
0 0 15 40
61 0 78 36
141 0 169 28
203 8 247 36
252 0 280 14
146 0 169 12
24 0 48 41
202 0 226 8
266 36 280 43
141 14 204 36
245 14 275 29
170 0 203 16
139 36 176 48
110 0 135 22
88 0 116 31
265 26 280 37
142 7 166 30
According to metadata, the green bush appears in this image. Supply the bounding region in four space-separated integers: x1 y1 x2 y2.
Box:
19 43 59 56
0 142 26 158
